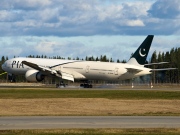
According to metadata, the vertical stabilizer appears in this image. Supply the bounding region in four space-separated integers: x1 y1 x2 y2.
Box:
127 35 154 66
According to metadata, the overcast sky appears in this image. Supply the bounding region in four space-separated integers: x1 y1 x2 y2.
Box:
0 0 180 61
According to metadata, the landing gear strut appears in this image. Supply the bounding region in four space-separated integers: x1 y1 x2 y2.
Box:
56 81 67 88
8 74 16 82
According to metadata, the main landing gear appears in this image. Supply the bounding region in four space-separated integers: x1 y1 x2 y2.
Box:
80 81 93 88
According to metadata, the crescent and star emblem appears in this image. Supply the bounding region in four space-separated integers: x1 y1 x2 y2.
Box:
139 48 146 57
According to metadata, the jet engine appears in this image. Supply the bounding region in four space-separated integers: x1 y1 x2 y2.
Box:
25 70 45 82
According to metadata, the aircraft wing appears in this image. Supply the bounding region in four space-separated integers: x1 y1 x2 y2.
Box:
22 61 74 82
22 61 42 71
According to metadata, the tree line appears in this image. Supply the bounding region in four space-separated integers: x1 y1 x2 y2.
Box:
27 54 126 63
149 47 180 83
0 47 179 84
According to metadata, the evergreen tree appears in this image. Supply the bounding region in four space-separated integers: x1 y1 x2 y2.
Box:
117 59 120 63
96 57 99 61
121 60 126 63
151 51 157 63
151 51 157 83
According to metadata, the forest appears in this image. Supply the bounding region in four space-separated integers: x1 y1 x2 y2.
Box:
0 47 179 84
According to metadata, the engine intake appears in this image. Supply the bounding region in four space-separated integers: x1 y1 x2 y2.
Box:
25 70 45 82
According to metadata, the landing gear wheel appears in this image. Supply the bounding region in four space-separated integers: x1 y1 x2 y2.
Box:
80 83 93 88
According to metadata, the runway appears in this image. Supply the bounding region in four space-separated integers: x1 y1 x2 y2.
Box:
0 116 180 130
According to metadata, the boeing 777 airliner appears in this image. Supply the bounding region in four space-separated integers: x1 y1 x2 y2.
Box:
1 35 175 87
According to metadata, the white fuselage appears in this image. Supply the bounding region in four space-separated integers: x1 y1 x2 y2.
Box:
2 57 152 81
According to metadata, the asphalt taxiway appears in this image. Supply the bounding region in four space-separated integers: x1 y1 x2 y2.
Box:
0 116 180 130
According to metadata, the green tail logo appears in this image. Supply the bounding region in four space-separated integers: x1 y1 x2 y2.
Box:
129 35 154 65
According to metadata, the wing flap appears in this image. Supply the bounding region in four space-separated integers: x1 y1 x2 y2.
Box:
61 72 74 82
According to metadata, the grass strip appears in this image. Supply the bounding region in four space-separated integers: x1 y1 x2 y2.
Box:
0 128 180 135
0 88 179 99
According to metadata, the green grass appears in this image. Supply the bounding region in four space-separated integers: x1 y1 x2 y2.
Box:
0 88 179 99
0 129 179 135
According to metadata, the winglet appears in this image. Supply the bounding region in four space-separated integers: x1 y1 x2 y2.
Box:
127 35 154 66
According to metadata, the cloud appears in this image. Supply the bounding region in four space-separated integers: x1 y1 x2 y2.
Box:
35 41 58 54
0 0 154 36
0 0 52 10
0 0 180 61
1 0 180 37
148 0 180 19
126 20 145 27
1 35 180 62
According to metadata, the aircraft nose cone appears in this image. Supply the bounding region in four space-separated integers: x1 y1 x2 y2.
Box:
1 61 7 71
1 63 5 71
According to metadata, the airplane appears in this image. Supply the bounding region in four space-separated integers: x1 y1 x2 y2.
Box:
1 35 176 88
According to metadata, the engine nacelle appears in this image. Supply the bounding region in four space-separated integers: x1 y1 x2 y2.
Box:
25 70 45 82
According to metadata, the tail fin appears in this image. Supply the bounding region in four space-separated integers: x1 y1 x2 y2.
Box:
127 35 154 66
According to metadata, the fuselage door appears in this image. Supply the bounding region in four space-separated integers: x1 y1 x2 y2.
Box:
86 66 90 73
114 68 119 75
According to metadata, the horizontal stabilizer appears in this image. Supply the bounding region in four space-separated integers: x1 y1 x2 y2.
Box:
145 62 169 66
150 68 177 72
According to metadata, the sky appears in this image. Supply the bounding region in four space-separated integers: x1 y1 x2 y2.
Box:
0 0 180 61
